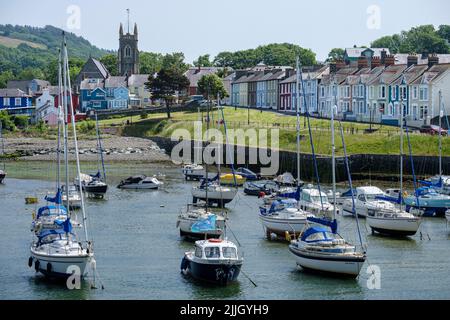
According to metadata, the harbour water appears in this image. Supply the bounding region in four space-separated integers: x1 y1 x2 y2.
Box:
1 161 450 300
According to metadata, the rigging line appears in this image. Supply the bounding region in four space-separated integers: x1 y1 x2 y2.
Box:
298 59 324 212
338 121 364 251
63 34 89 242
95 113 107 183
405 123 420 209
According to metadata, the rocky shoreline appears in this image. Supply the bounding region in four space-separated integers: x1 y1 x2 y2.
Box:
2 136 172 163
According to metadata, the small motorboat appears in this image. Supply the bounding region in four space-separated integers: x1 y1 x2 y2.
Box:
274 172 297 186
75 173 108 197
177 205 225 239
342 186 395 217
61 184 82 209
259 198 313 238
29 228 93 278
404 187 450 217
117 175 163 190
181 238 243 285
299 187 339 218
182 164 205 181
366 208 421 236
219 173 245 186
235 167 260 181
289 223 366 278
243 180 279 196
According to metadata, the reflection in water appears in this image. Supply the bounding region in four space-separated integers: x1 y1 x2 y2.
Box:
28 275 91 300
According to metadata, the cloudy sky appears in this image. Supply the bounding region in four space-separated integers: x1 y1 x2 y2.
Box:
1 0 449 63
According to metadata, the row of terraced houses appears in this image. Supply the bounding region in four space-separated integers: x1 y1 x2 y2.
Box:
229 48 450 128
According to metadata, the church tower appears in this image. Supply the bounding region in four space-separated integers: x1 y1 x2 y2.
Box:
118 21 140 76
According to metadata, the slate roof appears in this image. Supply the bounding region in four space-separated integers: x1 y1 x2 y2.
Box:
80 79 105 90
345 48 390 58
411 64 450 85
105 76 127 88
184 67 220 87
394 54 450 65
91 58 110 79
128 74 150 87
367 64 408 85
0 88 31 97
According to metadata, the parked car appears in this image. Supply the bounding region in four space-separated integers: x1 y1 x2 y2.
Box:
419 125 448 135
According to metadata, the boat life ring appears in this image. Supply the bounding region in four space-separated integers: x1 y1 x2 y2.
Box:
208 239 223 243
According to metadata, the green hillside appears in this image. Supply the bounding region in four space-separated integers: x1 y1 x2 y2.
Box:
0 24 114 77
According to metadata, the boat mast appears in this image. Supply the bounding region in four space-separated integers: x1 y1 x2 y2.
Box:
61 40 70 213
56 48 63 194
439 90 442 177
205 86 209 213
0 121 4 172
399 84 404 211
331 81 337 218
63 33 89 242
95 113 107 183
295 57 301 188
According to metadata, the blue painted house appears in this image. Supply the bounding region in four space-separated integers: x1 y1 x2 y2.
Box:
105 76 130 109
0 89 34 115
79 79 107 111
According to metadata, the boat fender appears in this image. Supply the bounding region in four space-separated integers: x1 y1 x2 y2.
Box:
34 260 40 272
258 192 266 198
180 256 189 272
47 263 52 273
208 239 223 243
28 257 33 268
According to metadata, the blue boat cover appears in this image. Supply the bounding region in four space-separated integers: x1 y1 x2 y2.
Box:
269 198 297 213
419 178 443 188
415 187 438 197
54 218 73 233
278 186 301 201
307 216 338 234
90 171 101 179
191 215 217 233
44 189 62 205
341 188 356 197
301 227 333 242
375 194 402 204
37 205 68 219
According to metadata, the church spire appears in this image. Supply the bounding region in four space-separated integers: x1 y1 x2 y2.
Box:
134 23 138 36
119 23 123 36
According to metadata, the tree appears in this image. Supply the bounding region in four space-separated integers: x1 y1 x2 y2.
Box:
140 52 163 75
216 67 231 79
193 54 213 67
45 57 85 85
437 25 450 44
100 54 118 76
197 74 228 100
0 71 14 88
161 52 189 73
17 67 45 80
371 35 402 53
213 51 234 67
145 68 189 118
326 48 345 62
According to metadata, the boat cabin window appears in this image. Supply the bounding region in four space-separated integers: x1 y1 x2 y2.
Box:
358 194 366 202
365 193 383 201
301 193 310 202
222 247 237 259
195 246 203 258
310 195 329 203
204 247 220 259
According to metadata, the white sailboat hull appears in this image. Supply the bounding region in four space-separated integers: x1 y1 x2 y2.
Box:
289 246 365 277
192 187 237 203
366 216 420 236
259 214 307 236
30 248 92 278
119 183 159 190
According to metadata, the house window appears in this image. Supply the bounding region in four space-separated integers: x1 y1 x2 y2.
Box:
412 104 418 120
419 87 428 101
412 86 418 99
400 86 407 100
379 102 385 114
15 98 21 106
420 105 428 120
3 98 10 106
391 87 396 100
380 86 386 99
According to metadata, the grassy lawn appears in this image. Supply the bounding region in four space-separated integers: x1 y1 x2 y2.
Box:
113 107 449 156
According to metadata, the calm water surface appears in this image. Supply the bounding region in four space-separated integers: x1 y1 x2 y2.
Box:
1 161 449 300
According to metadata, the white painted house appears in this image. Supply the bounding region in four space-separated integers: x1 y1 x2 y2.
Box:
36 89 59 125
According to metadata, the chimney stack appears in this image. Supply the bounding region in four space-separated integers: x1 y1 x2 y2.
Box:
358 56 368 69
381 50 387 65
371 56 381 68
407 55 418 67
384 54 395 66
428 54 439 68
